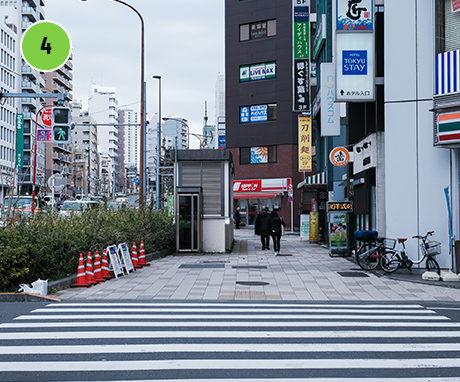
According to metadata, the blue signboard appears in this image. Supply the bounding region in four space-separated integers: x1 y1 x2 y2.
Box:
240 106 250 123
342 50 367 75
250 105 268 122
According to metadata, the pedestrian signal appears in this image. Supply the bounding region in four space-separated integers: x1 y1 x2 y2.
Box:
51 107 72 143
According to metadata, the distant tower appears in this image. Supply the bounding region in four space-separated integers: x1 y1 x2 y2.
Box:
202 101 216 149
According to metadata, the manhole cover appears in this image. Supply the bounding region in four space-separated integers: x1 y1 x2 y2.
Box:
232 266 268 269
236 281 270 286
337 271 369 278
179 264 225 269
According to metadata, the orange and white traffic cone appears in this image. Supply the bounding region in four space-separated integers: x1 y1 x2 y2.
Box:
85 251 97 285
131 242 141 269
71 253 92 288
93 250 105 283
138 240 150 266
101 248 112 280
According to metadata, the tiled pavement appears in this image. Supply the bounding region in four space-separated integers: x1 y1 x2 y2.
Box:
53 228 460 301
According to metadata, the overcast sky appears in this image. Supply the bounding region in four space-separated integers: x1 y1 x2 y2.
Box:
44 0 224 141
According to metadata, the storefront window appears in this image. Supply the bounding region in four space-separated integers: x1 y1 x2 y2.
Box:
435 0 460 54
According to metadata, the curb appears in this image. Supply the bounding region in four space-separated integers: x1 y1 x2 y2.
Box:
0 248 175 302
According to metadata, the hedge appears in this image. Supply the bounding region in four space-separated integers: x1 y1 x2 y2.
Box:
0 205 174 292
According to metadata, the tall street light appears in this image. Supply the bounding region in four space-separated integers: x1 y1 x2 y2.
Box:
152 75 161 210
81 0 145 208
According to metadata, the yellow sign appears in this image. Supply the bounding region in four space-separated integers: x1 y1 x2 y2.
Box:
310 212 318 242
328 202 353 212
298 114 312 171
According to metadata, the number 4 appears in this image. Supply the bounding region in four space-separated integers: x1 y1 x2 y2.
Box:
41 37 51 54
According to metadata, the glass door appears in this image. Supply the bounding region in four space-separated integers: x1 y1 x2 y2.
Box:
177 193 200 252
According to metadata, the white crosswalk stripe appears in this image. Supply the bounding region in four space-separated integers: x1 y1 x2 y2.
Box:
0 302 459 381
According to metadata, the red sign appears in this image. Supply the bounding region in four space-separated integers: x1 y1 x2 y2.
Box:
233 180 261 192
41 108 52 127
453 0 460 12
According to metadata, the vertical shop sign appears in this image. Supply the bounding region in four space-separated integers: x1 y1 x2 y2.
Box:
335 0 375 102
321 63 341 136
452 0 460 12
298 114 312 172
294 60 310 111
293 1 310 112
16 114 24 168
293 1 310 59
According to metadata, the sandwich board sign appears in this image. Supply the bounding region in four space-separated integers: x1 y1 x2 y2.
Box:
107 245 124 278
118 243 134 273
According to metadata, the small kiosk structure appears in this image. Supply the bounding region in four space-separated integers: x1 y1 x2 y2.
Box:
175 149 234 253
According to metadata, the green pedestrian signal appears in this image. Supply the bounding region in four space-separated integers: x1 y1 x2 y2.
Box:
51 107 72 143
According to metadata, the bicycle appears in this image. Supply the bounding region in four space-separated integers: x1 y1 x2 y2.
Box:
353 230 397 271
379 231 441 274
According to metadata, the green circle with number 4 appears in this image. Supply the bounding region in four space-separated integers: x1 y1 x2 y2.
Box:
21 21 71 72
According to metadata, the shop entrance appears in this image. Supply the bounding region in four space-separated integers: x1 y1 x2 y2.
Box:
176 192 201 252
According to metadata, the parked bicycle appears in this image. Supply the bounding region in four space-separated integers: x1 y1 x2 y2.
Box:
379 231 441 274
353 230 397 271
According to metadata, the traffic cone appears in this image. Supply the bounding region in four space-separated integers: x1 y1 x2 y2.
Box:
101 249 112 280
93 250 105 283
85 252 97 285
138 240 150 266
131 242 141 269
71 253 92 288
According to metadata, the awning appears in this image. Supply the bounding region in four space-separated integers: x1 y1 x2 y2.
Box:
233 192 279 200
297 172 327 189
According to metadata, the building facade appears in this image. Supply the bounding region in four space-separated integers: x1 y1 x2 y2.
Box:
225 0 312 229
88 84 120 194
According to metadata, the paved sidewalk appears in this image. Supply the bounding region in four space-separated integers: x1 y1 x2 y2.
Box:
54 228 460 301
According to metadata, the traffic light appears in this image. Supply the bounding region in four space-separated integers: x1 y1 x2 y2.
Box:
51 107 72 144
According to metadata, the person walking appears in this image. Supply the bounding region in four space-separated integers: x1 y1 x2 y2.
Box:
269 210 286 256
234 206 241 229
254 206 271 250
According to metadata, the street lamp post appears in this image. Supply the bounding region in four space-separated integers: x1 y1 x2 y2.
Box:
152 75 161 210
81 0 145 207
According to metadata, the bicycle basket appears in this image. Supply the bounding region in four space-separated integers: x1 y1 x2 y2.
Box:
354 230 378 242
423 241 441 256
384 238 397 249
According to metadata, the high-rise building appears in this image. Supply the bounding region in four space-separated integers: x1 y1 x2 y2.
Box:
88 84 120 193
162 118 188 149
70 102 97 197
2 0 47 196
0 15 18 201
225 0 302 228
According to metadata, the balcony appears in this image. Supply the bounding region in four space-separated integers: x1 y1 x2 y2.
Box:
21 6 38 21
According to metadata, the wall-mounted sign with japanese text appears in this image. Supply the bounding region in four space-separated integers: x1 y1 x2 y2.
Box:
298 114 312 172
452 0 460 12
321 63 340 136
16 114 24 168
293 1 309 59
294 60 310 111
336 0 373 31
313 14 326 59
328 201 353 212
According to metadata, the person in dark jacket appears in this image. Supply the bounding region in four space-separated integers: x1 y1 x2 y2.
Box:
254 206 271 250
269 210 286 256
234 206 241 229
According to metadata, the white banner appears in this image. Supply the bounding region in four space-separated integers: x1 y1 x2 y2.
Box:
321 63 341 136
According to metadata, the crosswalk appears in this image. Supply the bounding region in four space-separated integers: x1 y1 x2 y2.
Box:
0 302 459 381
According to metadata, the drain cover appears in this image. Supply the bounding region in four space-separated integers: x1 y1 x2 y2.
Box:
338 271 369 278
232 266 268 269
236 281 270 286
275 253 292 256
179 264 225 269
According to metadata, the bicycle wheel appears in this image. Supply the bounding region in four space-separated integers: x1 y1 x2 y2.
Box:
426 257 440 275
356 244 380 271
380 250 401 273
